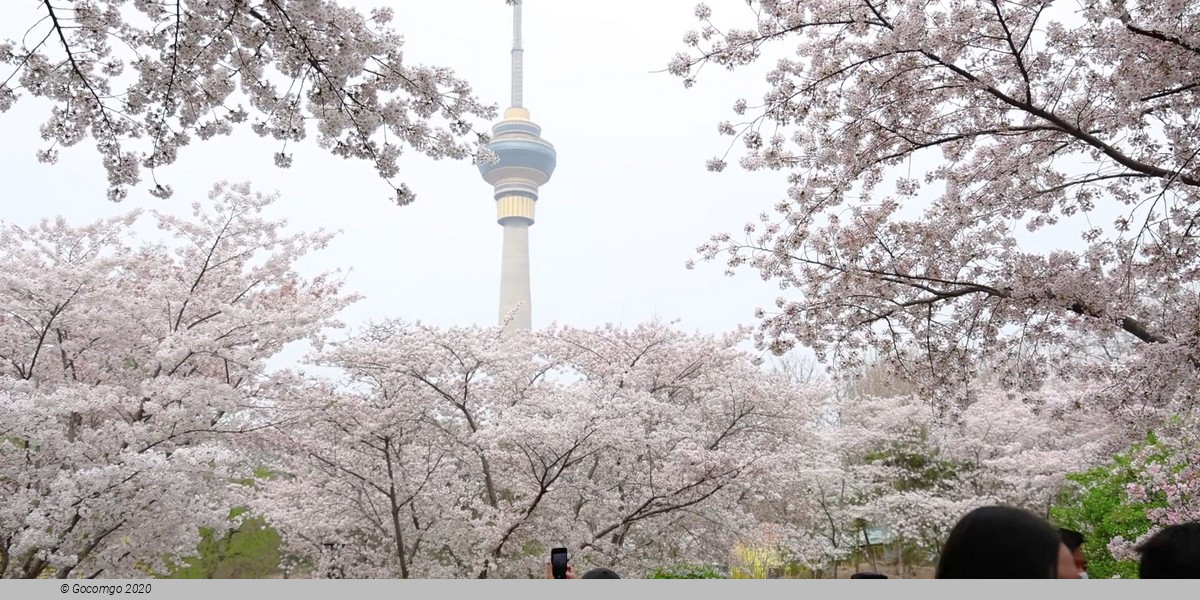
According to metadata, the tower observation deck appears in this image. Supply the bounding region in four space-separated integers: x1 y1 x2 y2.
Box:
478 0 557 332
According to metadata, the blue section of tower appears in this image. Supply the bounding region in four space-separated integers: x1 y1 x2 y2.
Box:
477 125 558 194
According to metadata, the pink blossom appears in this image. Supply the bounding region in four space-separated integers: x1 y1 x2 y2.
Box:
677 0 1200 424
0 1 498 203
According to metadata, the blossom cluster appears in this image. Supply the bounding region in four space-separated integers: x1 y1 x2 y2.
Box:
677 0 1200 422
0 1 497 204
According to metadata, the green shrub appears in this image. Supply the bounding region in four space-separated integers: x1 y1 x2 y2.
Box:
1050 434 1170 580
649 564 728 579
159 509 283 579
783 562 814 578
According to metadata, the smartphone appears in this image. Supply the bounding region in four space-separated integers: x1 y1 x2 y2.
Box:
550 547 568 579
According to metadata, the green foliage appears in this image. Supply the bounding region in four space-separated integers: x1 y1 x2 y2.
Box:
782 561 813 578
159 467 287 579
1050 434 1169 580
864 435 967 493
159 512 283 579
649 564 728 578
731 543 784 578
232 467 280 487
519 540 545 557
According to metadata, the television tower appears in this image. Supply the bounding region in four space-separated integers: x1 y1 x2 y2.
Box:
478 0 557 332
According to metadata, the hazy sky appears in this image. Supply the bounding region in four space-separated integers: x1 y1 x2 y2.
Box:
1 0 793 346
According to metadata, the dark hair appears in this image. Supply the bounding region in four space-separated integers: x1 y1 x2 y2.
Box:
936 506 1064 579
850 572 888 579
1059 528 1085 552
580 567 621 579
1137 522 1200 579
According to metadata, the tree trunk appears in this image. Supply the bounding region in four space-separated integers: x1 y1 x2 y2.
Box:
382 441 410 579
479 454 500 509
0 538 9 579
390 505 409 579
862 529 877 571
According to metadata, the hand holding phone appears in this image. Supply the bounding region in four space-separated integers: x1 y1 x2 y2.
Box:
550 547 568 579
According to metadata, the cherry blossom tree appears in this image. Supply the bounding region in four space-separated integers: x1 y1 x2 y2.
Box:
0 1 500 204
256 321 825 578
0 182 353 578
854 383 1111 521
676 1 1200 413
1107 423 1200 565
757 370 1119 572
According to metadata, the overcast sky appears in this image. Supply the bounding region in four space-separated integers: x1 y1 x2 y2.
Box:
1 0 797 349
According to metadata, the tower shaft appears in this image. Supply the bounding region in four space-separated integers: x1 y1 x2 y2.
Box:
498 222 532 330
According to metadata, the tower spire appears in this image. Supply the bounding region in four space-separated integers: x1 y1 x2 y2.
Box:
511 1 523 108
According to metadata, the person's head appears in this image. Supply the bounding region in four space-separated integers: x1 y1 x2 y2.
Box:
1137 522 1200 579
850 572 888 579
936 505 1078 579
580 567 621 579
1059 528 1087 575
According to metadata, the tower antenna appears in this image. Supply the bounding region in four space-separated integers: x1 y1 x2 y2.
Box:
511 0 523 108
